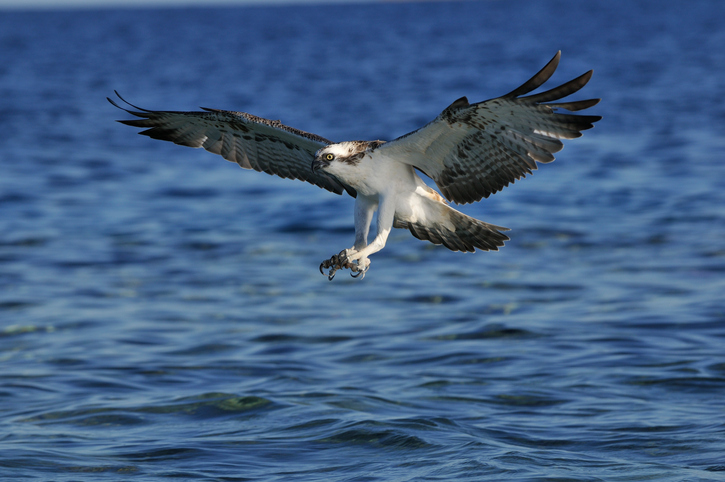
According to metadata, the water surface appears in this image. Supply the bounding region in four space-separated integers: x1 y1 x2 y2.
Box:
1 1 724 480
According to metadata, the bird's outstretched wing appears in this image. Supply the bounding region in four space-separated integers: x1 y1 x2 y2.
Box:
379 51 601 205
108 92 356 197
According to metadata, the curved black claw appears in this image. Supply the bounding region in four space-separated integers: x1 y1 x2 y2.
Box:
349 262 368 280
319 249 350 281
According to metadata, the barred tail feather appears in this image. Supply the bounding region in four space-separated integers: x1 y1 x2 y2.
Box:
395 204 510 253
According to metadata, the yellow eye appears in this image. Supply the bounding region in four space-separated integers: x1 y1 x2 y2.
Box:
325 153 334 161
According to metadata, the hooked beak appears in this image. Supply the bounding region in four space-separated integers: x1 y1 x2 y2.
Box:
311 157 328 173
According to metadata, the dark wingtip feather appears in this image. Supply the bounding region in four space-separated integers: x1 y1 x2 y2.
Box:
106 95 121 109
549 98 601 112
503 51 561 99
523 70 594 104
113 91 152 112
117 119 152 128
108 91 153 121
581 115 603 128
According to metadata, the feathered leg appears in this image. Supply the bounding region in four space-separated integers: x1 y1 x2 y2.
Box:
320 195 377 280
343 195 395 277
352 195 377 251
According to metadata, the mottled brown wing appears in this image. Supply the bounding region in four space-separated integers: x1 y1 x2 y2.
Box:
380 51 601 204
108 92 355 197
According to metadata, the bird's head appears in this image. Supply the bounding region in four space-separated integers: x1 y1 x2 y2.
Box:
312 141 384 174
312 145 342 173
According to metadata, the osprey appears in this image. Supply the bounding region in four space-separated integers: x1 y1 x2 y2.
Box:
110 51 600 280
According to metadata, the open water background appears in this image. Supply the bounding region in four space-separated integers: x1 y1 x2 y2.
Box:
1 1 724 480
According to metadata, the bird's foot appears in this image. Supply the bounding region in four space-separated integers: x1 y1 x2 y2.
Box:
319 249 368 280
350 257 370 280
319 249 350 280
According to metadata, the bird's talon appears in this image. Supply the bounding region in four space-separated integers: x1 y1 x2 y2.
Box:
320 249 368 281
319 251 346 281
349 261 368 279
337 250 348 265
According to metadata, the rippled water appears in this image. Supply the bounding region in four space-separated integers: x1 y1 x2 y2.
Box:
1 1 725 480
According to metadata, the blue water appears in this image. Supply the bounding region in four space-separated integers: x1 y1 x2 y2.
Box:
1 1 724 480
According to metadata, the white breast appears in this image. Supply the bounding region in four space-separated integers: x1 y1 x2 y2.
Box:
331 150 419 198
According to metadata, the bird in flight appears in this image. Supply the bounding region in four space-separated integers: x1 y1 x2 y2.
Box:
110 51 600 280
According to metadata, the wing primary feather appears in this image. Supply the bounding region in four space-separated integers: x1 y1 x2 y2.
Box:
550 112 602 128
502 51 561 99
521 70 593 104
108 90 154 114
548 98 601 112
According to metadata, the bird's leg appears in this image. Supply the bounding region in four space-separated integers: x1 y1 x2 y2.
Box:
352 195 376 252
319 195 377 281
344 196 394 273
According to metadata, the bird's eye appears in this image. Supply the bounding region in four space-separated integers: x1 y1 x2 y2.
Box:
325 153 334 161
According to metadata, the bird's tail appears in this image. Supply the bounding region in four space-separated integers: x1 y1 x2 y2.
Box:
394 197 509 252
